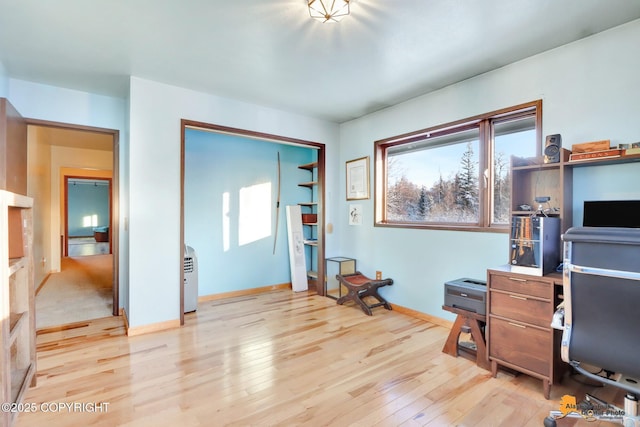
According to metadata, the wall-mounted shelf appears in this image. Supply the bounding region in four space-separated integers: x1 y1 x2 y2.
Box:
298 161 317 171
297 161 322 291
510 149 573 233
565 152 640 168
298 181 317 189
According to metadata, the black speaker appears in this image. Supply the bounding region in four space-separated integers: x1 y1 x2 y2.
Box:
544 134 561 163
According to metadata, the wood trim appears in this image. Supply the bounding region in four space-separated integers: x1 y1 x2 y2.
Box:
120 308 129 331
63 174 112 257
0 98 28 195
126 318 180 337
35 272 52 295
374 99 542 146
198 283 292 302
180 121 185 326
182 120 325 150
25 119 121 316
392 304 454 329
374 99 542 231
316 142 326 296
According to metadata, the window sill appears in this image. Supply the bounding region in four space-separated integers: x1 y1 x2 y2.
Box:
374 221 509 233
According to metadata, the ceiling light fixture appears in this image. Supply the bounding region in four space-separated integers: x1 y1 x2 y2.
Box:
308 0 350 23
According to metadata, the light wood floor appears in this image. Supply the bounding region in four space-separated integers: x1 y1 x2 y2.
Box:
17 290 624 426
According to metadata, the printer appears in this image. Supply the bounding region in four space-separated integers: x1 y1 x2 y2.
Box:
444 277 487 315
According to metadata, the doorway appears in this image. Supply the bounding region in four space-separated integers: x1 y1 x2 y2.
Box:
26 121 120 328
179 120 325 325
64 177 112 257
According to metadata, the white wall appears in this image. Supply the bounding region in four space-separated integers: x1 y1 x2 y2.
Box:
26 126 52 286
338 19 640 320
0 61 8 97
128 77 339 328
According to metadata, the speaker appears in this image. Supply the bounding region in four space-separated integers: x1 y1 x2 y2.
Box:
544 134 561 163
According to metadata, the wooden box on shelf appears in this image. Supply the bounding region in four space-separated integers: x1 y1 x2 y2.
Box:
8 207 24 259
301 213 317 224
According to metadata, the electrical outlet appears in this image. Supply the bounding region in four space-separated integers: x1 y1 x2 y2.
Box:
376 271 382 280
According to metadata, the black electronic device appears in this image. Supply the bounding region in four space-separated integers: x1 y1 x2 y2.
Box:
444 278 487 315
583 200 640 228
510 216 560 276
543 134 561 164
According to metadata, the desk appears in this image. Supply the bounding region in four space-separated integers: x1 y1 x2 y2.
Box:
441 305 489 370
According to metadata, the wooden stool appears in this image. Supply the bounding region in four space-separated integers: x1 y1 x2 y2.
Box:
441 305 489 370
335 272 393 316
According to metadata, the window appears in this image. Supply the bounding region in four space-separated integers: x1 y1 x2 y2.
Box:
375 101 541 231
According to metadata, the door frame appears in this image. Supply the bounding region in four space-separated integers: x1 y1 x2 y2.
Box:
63 176 113 257
26 119 120 316
179 119 326 325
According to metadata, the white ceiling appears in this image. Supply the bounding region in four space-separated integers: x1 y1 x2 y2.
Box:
1 0 640 123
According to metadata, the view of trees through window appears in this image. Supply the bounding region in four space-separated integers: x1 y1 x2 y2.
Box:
387 132 481 223
379 105 538 230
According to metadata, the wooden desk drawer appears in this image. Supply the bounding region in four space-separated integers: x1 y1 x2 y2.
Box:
490 291 550 328
489 274 550 299
489 317 551 377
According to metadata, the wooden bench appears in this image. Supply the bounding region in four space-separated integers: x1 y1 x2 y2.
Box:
441 305 489 370
335 272 393 316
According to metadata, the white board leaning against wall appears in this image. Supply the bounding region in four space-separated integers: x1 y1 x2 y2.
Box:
286 205 308 292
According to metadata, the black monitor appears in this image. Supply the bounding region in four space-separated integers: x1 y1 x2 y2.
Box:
583 200 640 228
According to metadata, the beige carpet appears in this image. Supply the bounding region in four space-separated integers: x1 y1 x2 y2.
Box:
36 255 113 329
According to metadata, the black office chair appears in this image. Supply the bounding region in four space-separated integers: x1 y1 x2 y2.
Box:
544 227 640 426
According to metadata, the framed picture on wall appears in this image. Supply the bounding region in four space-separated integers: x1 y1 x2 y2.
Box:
346 156 369 200
349 204 362 225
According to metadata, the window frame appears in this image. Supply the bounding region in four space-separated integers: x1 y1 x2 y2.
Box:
374 100 542 232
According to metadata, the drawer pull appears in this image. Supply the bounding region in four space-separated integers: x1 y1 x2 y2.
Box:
508 277 527 283
509 294 527 301
508 322 526 329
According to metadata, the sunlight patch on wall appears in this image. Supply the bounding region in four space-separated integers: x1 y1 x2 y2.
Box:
239 182 272 246
82 214 98 227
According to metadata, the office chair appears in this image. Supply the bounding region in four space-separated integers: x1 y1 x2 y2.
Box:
544 227 640 427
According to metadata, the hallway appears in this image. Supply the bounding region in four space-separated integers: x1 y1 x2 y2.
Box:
35 254 113 329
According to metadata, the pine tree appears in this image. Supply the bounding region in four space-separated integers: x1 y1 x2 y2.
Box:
458 142 478 213
417 186 429 219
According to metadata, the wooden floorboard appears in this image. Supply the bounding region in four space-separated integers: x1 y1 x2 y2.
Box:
15 290 625 426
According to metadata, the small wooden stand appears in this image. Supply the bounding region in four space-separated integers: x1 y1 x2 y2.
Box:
335 272 393 316
441 305 489 370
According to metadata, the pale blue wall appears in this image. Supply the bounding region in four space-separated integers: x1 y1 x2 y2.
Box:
67 182 110 237
338 19 640 321
572 162 640 226
184 129 315 295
